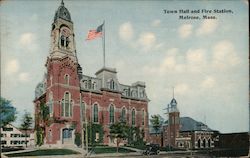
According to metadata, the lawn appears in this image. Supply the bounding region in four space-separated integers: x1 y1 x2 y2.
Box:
5 149 80 157
90 146 135 154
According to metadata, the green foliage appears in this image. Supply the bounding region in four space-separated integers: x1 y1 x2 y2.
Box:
150 114 162 134
75 132 81 147
87 123 104 146
0 97 16 127
5 149 80 157
109 121 129 139
21 112 33 130
36 127 44 146
40 103 49 122
127 126 145 147
21 111 33 147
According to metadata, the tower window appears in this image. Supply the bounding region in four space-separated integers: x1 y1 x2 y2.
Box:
48 92 53 116
109 79 115 90
61 35 65 47
93 104 98 123
66 37 70 47
109 105 115 124
61 92 72 117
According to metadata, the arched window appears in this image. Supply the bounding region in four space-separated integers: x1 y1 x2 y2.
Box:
110 79 115 90
83 80 88 89
61 92 72 117
61 35 65 47
142 109 145 125
132 109 135 126
93 104 98 123
66 37 70 47
109 105 115 124
197 139 201 148
65 92 70 117
81 102 85 122
64 74 69 85
203 139 206 148
61 99 64 116
92 81 96 90
48 92 53 116
208 139 211 148
121 107 126 122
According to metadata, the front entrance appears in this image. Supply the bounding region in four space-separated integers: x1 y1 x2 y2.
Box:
62 128 73 144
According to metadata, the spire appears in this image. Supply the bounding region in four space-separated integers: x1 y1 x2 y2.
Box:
172 86 175 99
61 0 64 6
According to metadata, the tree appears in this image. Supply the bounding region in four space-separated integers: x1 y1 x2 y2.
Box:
0 97 16 127
20 112 33 148
150 115 163 134
0 97 16 152
109 121 129 153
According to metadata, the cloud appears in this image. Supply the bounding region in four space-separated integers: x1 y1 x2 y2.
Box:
6 59 19 75
19 32 37 51
212 40 241 69
119 22 134 41
175 83 189 95
178 24 193 38
186 48 207 72
200 76 216 89
18 72 30 82
151 19 161 27
196 20 218 35
137 32 156 52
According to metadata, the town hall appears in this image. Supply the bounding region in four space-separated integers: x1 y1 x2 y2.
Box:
34 1 149 147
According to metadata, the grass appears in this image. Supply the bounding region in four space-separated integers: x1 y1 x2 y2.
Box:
90 146 135 154
5 149 80 157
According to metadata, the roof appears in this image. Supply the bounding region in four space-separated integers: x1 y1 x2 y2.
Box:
180 117 214 132
54 1 72 22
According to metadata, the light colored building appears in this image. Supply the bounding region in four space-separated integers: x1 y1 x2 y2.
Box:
1 124 35 147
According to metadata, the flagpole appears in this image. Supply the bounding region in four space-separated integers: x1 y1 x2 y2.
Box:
102 21 105 88
103 20 105 68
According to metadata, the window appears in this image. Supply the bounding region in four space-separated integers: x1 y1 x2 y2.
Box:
93 104 98 123
83 80 88 89
3 127 13 131
81 102 85 122
66 37 70 47
109 79 115 90
61 35 65 47
92 81 96 90
64 74 69 85
48 92 53 116
121 107 126 122
61 92 72 117
142 109 145 125
109 105 115 124
132 109 135 126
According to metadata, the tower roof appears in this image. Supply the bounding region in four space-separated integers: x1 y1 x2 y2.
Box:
54 0 72 22
170 98 177 105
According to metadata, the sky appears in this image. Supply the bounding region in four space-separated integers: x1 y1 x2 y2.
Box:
0 0 249 133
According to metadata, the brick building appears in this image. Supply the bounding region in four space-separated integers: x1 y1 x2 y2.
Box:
34 1 149 147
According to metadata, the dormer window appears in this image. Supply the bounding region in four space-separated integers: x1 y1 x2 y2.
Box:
92 81 97 90
109 79 115 90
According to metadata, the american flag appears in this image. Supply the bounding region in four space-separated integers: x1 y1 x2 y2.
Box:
86 23 104 40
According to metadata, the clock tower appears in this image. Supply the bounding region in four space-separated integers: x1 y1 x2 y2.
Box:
43 0 81 146
49 0 77 62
